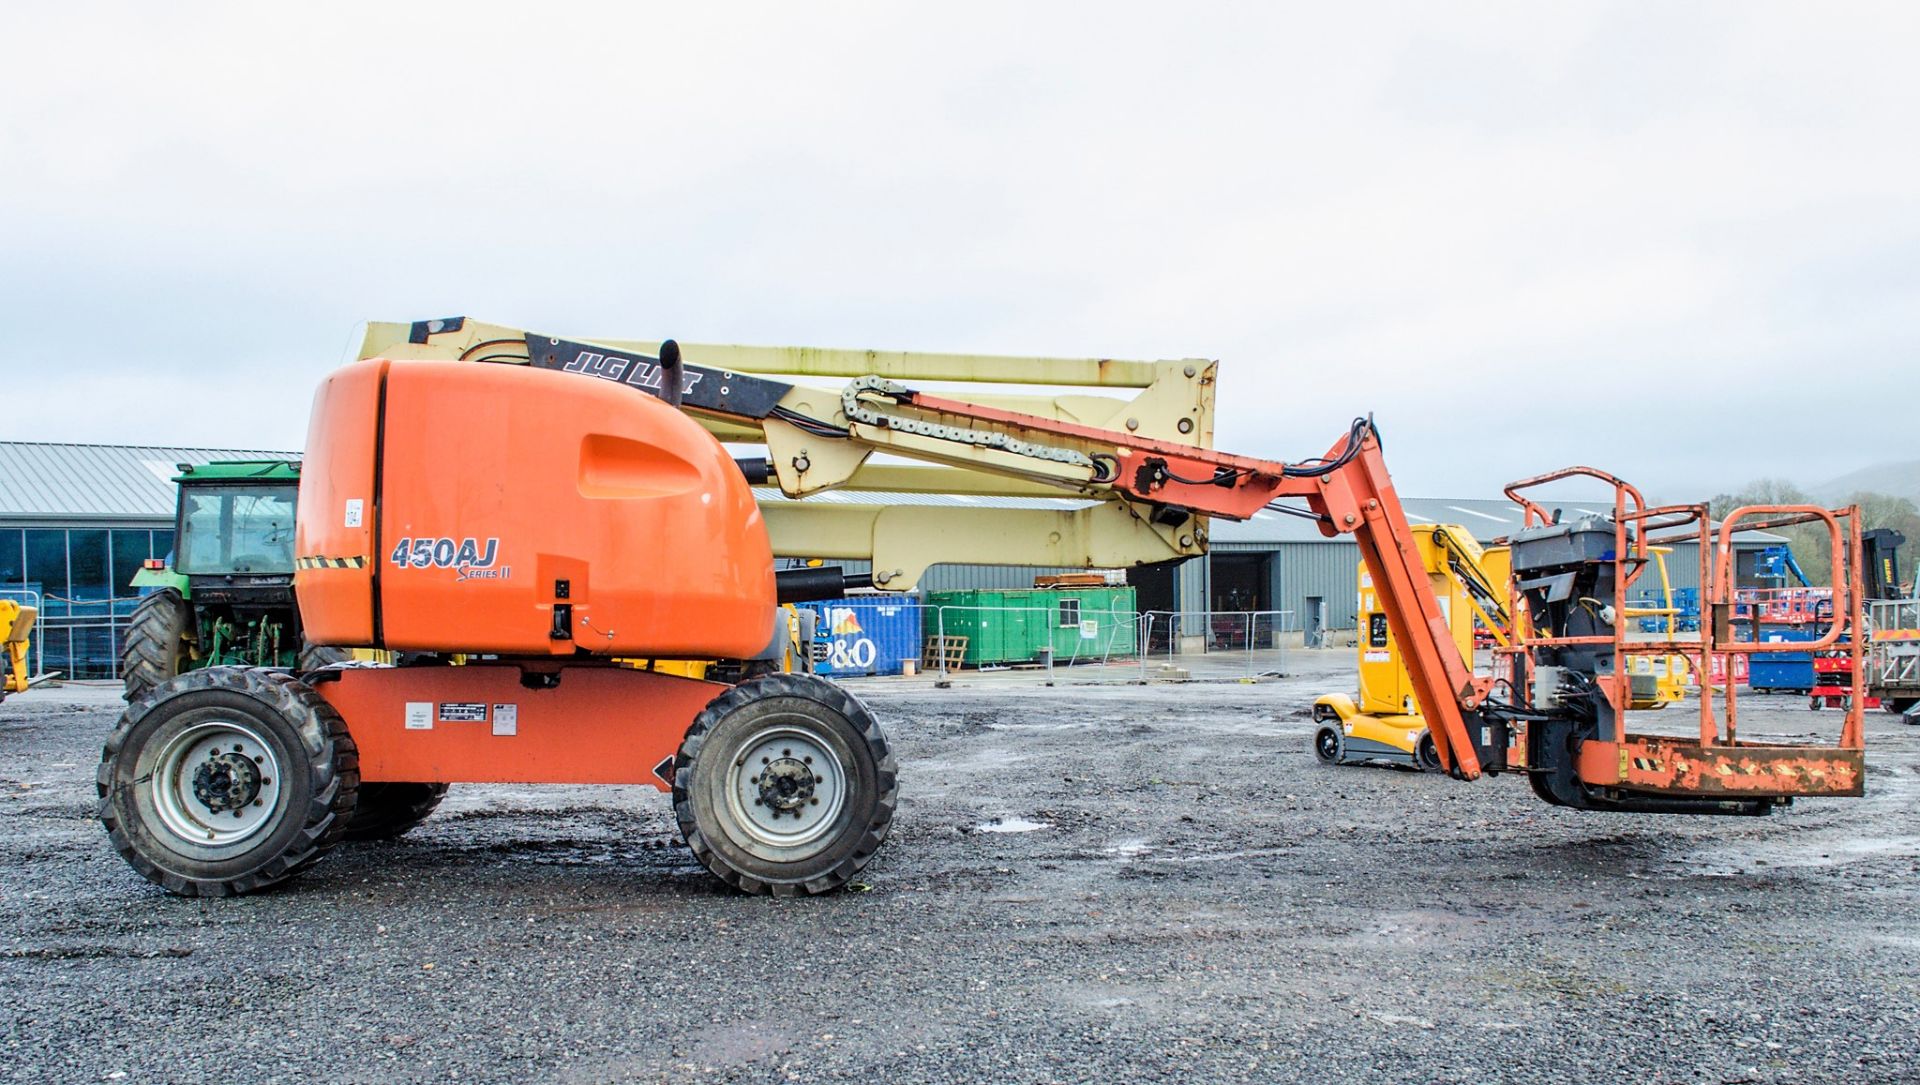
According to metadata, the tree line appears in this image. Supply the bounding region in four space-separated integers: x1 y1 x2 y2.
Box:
1706 480 1919 589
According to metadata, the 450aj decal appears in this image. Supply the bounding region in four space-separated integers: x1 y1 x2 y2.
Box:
388 537 511 581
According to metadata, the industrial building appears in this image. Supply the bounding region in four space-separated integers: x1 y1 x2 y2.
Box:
0 441 1784 679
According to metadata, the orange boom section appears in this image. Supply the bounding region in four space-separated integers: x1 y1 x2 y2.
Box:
295 358 776 658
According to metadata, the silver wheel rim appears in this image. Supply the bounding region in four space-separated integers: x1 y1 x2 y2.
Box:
725 724 848 854
150 719 283 847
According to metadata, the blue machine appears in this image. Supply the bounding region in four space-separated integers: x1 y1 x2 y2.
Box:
1746 623 1817 693
1753 545 1812 589
1633 586 1699 633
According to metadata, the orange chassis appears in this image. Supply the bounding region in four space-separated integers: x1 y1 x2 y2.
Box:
312 664 722 789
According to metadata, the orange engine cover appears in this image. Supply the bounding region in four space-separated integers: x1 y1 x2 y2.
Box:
294 358 776 658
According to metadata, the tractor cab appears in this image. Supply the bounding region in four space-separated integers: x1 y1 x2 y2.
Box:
158 460 300 590
134 460 301 601
123 460 332 700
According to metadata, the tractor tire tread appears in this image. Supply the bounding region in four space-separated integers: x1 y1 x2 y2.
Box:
345 782 449 842
120 589 191 703
297 643 351 673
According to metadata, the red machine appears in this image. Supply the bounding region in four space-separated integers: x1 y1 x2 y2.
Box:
97 322 1869 899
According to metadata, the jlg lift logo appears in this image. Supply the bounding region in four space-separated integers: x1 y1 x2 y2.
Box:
563 351 704 398
388 537 511 582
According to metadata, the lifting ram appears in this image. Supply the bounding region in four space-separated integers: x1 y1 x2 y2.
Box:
97 318 1868 898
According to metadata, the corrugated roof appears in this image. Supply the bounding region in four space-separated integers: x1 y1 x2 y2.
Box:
0 442 295 521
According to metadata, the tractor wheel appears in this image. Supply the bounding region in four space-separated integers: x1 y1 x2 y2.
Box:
344 783 448 842
1313 724 1344 765
672 673 896 896
121 589 194 702
1415 732 1442 772
98 667 358 897
297 643 350 673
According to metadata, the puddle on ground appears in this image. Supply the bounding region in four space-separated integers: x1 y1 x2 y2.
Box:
974 817 1048 834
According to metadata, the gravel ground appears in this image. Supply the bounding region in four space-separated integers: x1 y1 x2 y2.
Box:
3 652 1917 1084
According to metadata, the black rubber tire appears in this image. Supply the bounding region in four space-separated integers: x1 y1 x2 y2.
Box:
120 589 193 703
98 667 359 897
1313 725 1344 765
672 673 896 896
297 643 350 673
1415 732 1442 772
1884 698 1918 716
344 783 448 842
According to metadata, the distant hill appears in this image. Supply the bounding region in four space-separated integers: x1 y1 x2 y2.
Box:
1812 460 1920 505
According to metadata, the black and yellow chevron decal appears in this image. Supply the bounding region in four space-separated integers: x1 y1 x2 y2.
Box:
296 555 369 570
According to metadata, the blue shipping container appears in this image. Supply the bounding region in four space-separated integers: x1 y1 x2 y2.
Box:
801 597 923 677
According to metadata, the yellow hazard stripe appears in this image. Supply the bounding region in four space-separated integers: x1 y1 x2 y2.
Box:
296 555 368 570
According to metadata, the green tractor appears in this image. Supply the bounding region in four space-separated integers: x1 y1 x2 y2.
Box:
121 460 348 701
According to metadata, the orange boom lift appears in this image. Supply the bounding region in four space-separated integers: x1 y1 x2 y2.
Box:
98 320 1867 897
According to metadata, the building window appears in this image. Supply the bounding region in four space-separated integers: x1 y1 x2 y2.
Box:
2 528 171 681
24 529 67 618
111 530 152 615
1058 598 1081 628
67 529 110 618
0 529 22 590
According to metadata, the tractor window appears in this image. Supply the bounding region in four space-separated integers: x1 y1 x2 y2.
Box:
176 485 298 575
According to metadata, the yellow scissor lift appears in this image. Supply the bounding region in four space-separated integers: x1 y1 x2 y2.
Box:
1313 527 1689 770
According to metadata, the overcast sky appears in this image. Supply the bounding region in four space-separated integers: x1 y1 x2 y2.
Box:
3 3 1916 504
